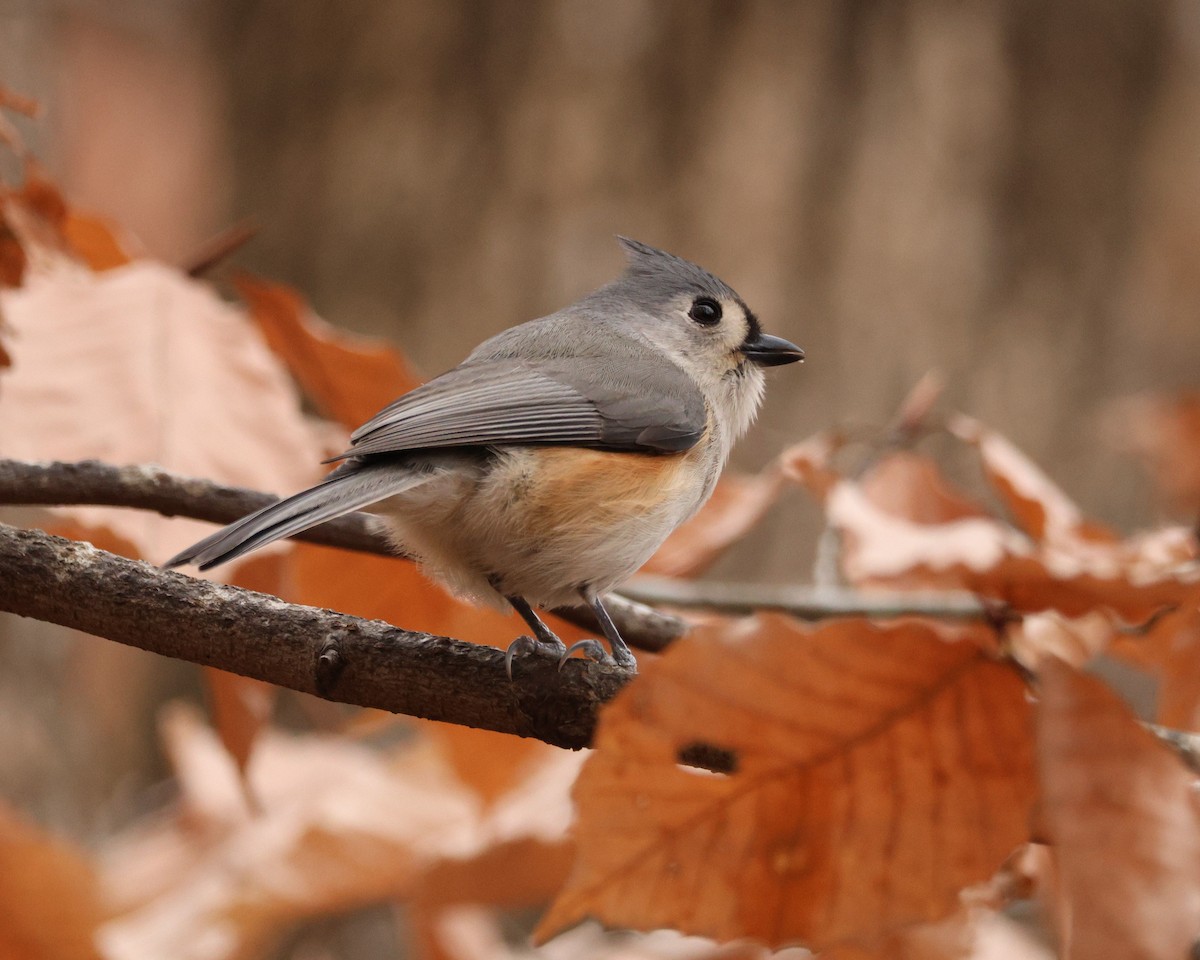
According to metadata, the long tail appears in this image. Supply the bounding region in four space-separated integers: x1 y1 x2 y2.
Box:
164 463 426 571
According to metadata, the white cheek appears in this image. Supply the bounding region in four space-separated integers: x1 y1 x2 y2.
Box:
725 312 749 352
729 366 766 439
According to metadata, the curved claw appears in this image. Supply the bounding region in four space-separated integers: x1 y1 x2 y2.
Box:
557 638 612 671
505 635 537 681
505 633 569 679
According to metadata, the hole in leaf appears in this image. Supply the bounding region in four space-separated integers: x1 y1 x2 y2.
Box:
677 741 738 774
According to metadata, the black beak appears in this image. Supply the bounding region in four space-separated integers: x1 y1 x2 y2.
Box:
740 332 805 367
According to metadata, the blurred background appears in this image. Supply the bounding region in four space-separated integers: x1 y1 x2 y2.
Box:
2 0 1199 955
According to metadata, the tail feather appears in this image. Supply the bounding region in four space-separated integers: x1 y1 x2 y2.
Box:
164 465 425 571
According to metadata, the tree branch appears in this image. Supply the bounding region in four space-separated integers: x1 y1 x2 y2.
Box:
0 522 629 750
0 458 683 652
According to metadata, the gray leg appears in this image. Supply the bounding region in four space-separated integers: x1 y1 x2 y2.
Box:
503 593 566 680
508 594 562 647
556 592 638 672
589 594 637 670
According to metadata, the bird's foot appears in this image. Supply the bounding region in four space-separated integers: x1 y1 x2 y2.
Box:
557 638 638 673
505 633 567 680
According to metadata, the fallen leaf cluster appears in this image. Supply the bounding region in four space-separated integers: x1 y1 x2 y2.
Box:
2 88 1200 960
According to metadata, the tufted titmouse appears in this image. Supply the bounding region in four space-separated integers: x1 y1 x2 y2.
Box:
166 238 803 672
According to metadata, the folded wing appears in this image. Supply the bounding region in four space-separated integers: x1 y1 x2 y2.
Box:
331 356 705 460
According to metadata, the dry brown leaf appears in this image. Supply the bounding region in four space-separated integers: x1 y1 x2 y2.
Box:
412 746 585 950
779 431 844 503
890 371 945 441
786 419 1198 623
821 909 1054 960
99 704 483 960
1111 587 1200 729
827 479 1023 584
644 466 787 578
1006 611 1116 671
0 802 103 960
537 615 1035 950
1036 659 1200 960
423 907 777 960
826 478 1199 620
203 669 275 777
0 261 325 564
61 211 135 271
201 553 285 777
1106 392 1200 517
101 705 583 960
3 166 133 274
951 415 1117 544
416 837 575 916
860 452 989 524
237 275 422 431
428 724 556 809
0 209 27 289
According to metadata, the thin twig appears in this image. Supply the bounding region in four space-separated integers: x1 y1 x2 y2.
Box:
619 575 990 621
1144 724 1200 775
183 221 259 277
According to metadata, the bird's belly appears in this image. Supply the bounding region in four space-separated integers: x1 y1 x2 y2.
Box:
376 445 713 608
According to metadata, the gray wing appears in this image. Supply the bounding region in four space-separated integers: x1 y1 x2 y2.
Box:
333 355 706 460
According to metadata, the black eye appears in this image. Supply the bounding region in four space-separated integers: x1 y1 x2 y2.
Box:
688 297 722 326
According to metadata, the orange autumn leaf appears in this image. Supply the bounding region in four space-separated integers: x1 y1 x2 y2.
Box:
889 370 945 441
821 464 1199 621
1005 611 1116 671
0 213 26 289
4 166 132 274
1108 392 1200 518
290 543 533 649
779 430 844 503
61 211 134 271
859 451 990 524
0 260 325 564
1036 659 1200 960
825 476 1023 583
951 414 1117 545
100 704 482 959
537 616 1035 949
1111 587 1200 730
200 552 288 776
428 724 556 810
0 803 103 960
203 667 274 784
237 275 422 431
100 705 584 960
822 908 1054 960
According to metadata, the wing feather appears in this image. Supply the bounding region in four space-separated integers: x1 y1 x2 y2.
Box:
331 353 705 460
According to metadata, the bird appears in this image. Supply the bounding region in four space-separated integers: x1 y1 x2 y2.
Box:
165 238 803 674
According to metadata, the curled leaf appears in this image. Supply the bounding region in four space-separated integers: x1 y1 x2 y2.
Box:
1037 660 1200 960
